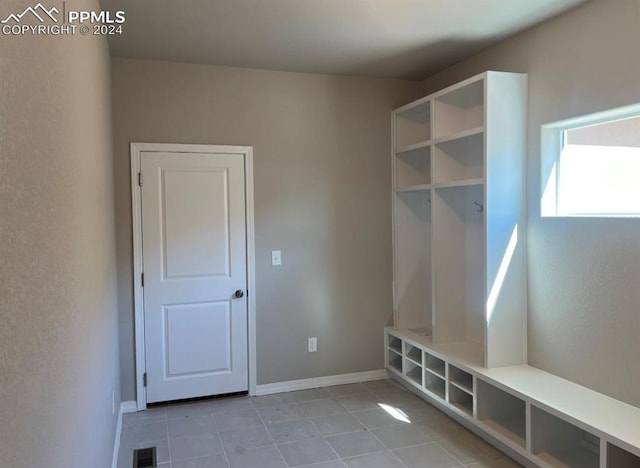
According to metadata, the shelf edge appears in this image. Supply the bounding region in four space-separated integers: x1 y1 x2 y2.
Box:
433 126 485 145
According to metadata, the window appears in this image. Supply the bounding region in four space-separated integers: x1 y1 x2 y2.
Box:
541 104 640 218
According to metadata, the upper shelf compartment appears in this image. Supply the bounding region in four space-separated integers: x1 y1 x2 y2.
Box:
434 129 484 184
434 79 484 139
395 144 431 189
394 99 431 152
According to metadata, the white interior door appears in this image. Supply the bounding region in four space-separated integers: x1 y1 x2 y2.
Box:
140 150 248 403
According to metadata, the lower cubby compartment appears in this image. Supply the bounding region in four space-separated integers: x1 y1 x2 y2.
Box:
531 406 599 468
406 343 423 365
425 353 446 378
607 443 640 467
385 328 640 468
388 349 403 373
477 381 526 448
388 335 402 353
425 372 446 400
449 364 473 393
405 360 423 386
448 384 473 416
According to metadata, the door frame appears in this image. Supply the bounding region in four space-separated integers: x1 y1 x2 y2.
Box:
130 142 257 410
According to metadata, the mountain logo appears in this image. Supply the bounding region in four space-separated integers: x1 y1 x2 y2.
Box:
1 3 59 24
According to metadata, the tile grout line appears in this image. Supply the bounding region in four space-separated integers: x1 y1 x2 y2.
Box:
367 434 408 466
307 389 381 438
435 440 468 467
164 412 173 465
218 399 255 468
255 391 351 467
294 459 345 468
340 449 409 468
324 386 394 463
168 403 225 465
436 442 464 466
212 405 236 468
251 396 291 468
273 422 343 467
317 432 343 467
358 417 411 468
208 401 230 467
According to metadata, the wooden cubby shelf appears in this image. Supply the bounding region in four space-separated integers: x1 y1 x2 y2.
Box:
434 129 484 184
386 327 640 468
394 98 430 150
393 71 527 370
433 78 483 139
385 327 640 467
388 336 402 354
477 380 526 449
532 406 600 468
395 144 431 189
425 372 446 400
449 384 473 417
405 344 422 365
433 126 484 145
387 348 402 374
404 360 422 386
449 365 473 394
394 184 431 193
607 443 640 467
433 179 483 189
424 353 446 379
388 72 640 468
396 139 431 155
393 187 432 336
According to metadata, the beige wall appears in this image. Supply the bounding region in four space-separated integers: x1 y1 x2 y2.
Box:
422 0 640 406
111 59 423 400
0 1 120 466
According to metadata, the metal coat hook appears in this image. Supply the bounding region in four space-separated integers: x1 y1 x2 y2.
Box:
474 201 484 213
427 198 432 208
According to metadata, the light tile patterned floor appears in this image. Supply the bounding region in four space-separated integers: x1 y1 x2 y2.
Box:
118 379 523 468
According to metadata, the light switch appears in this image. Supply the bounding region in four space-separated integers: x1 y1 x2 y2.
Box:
271 250 282 266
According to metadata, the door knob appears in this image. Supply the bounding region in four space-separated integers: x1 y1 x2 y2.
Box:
234 290 244 299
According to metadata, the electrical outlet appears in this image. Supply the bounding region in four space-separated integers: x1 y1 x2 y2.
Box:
308 337 317 353
112 390 116 415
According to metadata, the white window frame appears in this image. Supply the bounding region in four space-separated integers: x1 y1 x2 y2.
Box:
541 103 640 218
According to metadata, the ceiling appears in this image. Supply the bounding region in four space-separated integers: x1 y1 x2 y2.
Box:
101 0 589 80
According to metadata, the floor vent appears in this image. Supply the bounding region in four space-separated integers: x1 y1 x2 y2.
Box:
132 447 156 468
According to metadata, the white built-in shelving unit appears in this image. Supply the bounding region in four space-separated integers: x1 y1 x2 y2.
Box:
392 70 527 368
387 71 640 468
385 328 640 468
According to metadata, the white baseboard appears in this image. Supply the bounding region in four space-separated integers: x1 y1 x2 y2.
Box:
255 369 389 396
111 401 137 468
121 400 137 413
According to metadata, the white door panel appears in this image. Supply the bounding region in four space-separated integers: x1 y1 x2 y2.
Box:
141 151 247 403
163 170 230 278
